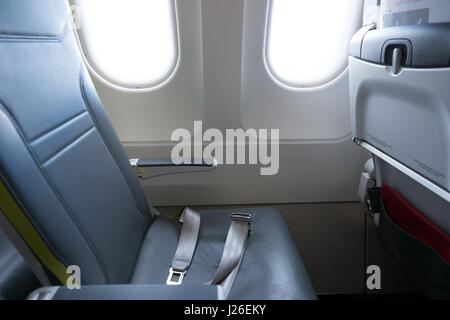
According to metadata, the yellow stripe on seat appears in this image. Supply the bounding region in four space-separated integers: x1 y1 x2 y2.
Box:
0 179 69 285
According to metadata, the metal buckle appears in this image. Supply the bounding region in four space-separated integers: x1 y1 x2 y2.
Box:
166 268 186 285
231 212 252 222
231 212 252 231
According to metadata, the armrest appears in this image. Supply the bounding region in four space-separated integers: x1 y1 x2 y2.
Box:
28 284 219 300
129 158 218 180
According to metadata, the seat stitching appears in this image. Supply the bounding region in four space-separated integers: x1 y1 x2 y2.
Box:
30 110 88 144
0 102 109 283
0 22 69 42
41 126 95 165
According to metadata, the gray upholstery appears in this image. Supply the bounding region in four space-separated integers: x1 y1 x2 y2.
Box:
0 229 39 300
131 208 316 300
53 284 219 300
0 0 151 284
0 0 316 299
0 0 68 38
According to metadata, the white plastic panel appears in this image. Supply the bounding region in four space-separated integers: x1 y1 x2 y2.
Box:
378 0 450 28
266 0 363 87
77 0 369 206
75 0 179 89
350 57 450 192
83 0 204 143
242 0 363 141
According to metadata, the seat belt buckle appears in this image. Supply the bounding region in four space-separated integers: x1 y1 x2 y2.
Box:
166 268 186 285
231 212 253 231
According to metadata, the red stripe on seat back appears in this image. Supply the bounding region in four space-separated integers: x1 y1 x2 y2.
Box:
381 184 450 263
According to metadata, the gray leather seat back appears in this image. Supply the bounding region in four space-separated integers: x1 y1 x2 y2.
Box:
0 0 152 284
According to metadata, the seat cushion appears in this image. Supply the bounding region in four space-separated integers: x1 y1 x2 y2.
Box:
131 207 316 300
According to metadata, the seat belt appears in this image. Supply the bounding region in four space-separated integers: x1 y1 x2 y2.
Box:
166 207 201 285
210 212 252 299
166 209 252 299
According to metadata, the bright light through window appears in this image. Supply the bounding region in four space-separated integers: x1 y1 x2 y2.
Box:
76 0 178 89
266 0 363 88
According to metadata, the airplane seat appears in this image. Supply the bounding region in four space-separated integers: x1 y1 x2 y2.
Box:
350 3 450 298
0 0 316 300
0 229 39 300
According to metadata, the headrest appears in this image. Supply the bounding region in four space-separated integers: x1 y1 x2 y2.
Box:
0 0 69 39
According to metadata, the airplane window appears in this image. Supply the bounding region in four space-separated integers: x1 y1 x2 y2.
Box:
265 0 363 88
75 0 178 89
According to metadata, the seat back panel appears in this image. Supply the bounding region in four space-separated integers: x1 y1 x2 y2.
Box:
0 0 151 284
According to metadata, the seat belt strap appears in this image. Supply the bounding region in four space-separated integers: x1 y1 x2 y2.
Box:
210 212 252 297
166 207 201 285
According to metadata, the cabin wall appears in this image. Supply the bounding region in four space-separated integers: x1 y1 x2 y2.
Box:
85 0 370 206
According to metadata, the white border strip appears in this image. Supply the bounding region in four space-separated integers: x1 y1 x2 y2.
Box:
359 141 450 202
71 0 181 92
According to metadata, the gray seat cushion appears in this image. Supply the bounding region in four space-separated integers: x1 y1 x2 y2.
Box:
131 207 316 300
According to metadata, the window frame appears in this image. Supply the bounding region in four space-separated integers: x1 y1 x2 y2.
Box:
263 0 362 89
73 0 180 92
